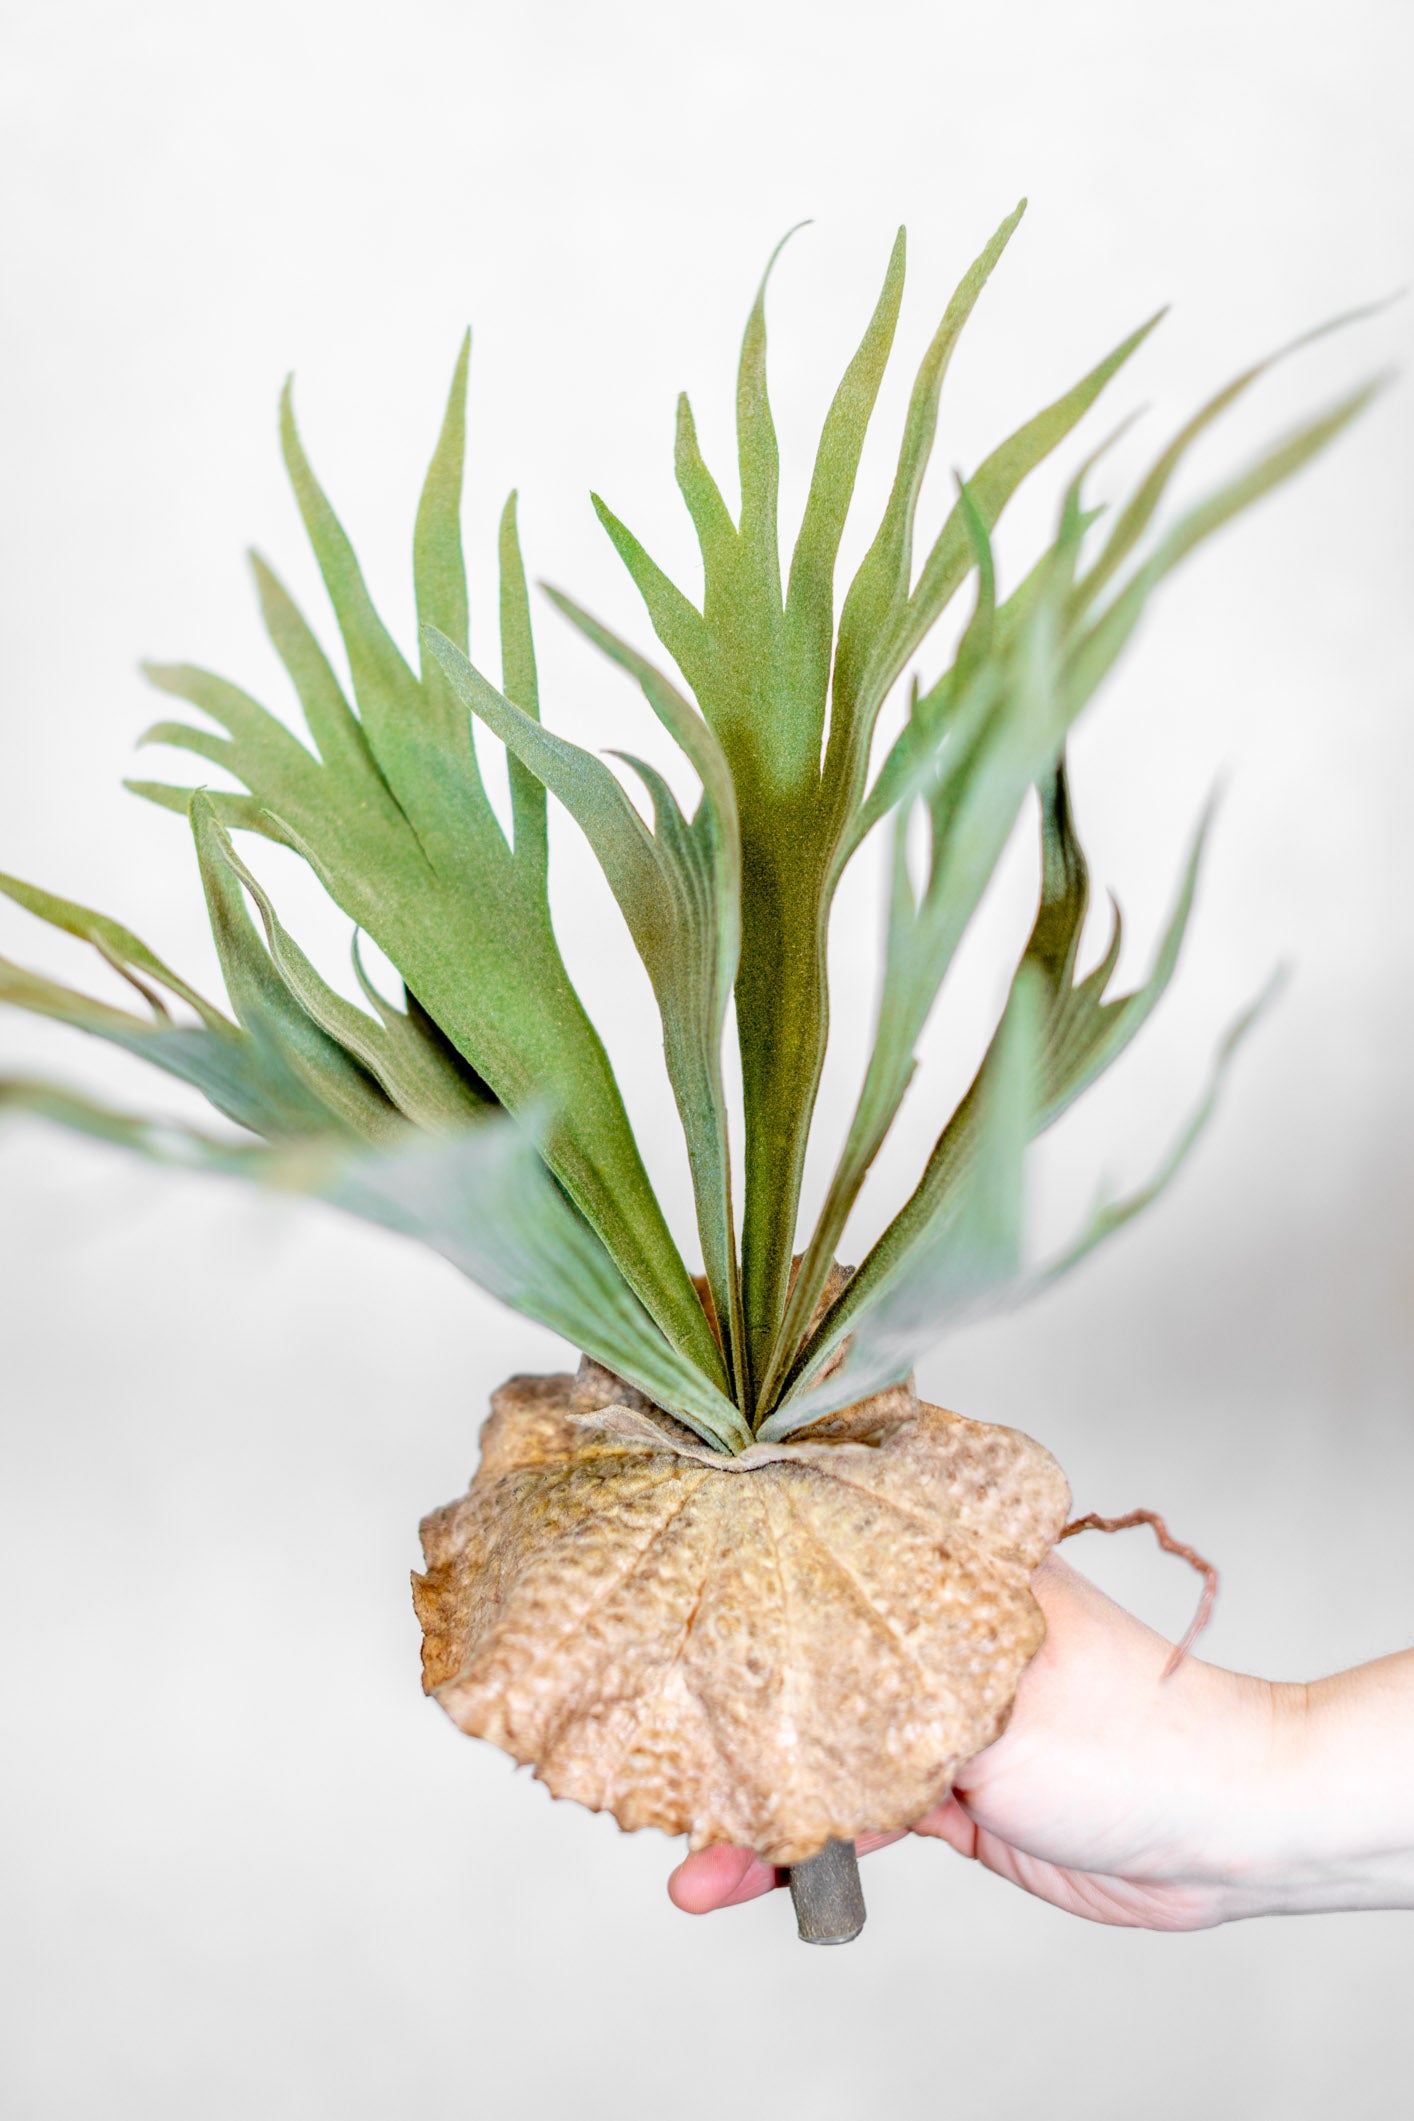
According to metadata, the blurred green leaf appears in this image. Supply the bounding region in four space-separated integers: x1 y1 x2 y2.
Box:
761 967 1040 1437
785 760 1208 1387
0 1074 748 1453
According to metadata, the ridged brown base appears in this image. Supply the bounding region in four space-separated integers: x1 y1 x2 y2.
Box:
414 1360 1072 1870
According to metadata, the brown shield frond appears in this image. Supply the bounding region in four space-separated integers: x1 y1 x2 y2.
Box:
413 1364 1070 1865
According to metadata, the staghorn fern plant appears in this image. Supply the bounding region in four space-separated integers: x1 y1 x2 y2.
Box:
0 204 1381 1942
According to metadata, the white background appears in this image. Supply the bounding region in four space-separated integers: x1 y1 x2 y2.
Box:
2 2 1412 2115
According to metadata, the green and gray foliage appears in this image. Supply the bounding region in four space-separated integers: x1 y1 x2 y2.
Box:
0 207 1382 1447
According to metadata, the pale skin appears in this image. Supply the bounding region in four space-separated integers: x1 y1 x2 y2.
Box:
668 1554 1414 1927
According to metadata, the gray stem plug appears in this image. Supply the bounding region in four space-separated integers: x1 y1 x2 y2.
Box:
788 1839 867 1944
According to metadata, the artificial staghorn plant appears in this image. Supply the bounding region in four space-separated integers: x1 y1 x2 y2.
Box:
0 204 1380 1944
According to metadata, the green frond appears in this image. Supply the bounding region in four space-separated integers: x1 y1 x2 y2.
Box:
2 223 1382 1445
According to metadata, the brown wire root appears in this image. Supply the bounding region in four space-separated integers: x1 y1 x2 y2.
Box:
1057 1508 1219 1679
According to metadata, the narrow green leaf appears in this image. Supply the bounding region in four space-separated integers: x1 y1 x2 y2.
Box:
414 331 472 657
1 1068 747 1451
826 306 1165 827
0 954 164 1038
0 953 325 1140
765 541 1071 1404
351 937 499 1122
797 765 1210 1377
541 587 740 836
141 663 323 800
1031 973 1280 1291
249 552 396 802
674 392 737 580
736 227 804 624
425 631 659 903
190 793 402 1142
414 330 478 777
498 492 549 890
782 225 908 764
590 494 715 697
760 966 1041 1437
138 717 239 774
0 1074 265 1163
0 871 230 1027
1076 301 1389 615
900 308 1166 661
209 822 491 1133
1061 380 1386 717
1040 783 1211 1123
124 781 292 840
320 1117 751 1451
831 202 1026 742
280 382 426 742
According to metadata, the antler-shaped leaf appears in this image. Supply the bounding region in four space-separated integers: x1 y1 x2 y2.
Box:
128 345 721 1383
764 345 1383 1421
2 221 1385 1449
770 964 1277 1433
777 762 1205 1398
599 212 1164 1404
424 602 745 1394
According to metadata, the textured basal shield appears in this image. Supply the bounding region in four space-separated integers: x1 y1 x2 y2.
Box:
414 1362 1070 1865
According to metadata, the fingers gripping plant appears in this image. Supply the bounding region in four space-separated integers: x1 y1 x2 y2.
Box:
0 204 1377 1942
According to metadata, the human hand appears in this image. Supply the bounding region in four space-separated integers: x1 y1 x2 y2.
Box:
669 1553 1414 1928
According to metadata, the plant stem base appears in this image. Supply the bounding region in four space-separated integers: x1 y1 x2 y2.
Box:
789 1840 866 1945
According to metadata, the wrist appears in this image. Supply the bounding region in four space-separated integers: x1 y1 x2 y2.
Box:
1202 1652 1414 1921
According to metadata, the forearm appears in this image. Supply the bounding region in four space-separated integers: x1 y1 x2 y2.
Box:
943 1561 1414 1930
1221 1650 1414 1919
